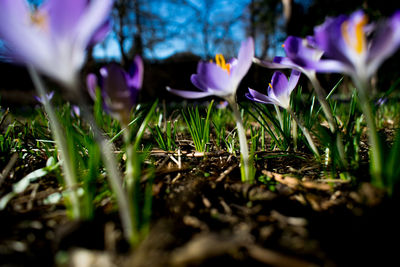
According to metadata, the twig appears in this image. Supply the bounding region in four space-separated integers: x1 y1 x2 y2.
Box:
150 149 230 158
262 170 332 191
0 108 9 127
246 244 318 267
0 153 18 187
216 163 238 182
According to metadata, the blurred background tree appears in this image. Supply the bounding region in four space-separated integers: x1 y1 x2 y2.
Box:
1 0 400 105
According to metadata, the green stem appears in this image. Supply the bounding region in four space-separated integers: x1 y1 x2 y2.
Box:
76 97 134 242
355 79 383 187
274 104 283 129
227 97 253 183
288 108 320 158
123 131 140 245
308 72 347 167
27 66 81 219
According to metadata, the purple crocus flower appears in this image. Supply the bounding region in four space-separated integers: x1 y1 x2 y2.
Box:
255 36 324 77
71 105 81 118
254 35 342 136
307 10 400 82
167 37 254 103
167 38 255 182
246 70 301 110
246 70 320 157
35 91 54 105
0 0 113 88
87 56 144 125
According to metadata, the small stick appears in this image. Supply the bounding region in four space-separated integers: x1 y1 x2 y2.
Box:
216 163 238 182
0 153 18 187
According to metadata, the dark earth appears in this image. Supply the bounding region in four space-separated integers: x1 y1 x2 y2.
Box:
1 138 399 267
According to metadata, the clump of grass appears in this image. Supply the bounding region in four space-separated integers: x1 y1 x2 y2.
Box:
182 100 213 152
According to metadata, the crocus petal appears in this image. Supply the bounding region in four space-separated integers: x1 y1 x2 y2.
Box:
196 61 231 92
127 55 144 89
88 20 111 46
314 15 353 67
0 0 29 27
366 11 400 77
0 0 113 88
284 36 322 61
270 72 289 97
74 0 114 51
0 0 54 69
190 74 209 92
100 64 130 96
231 37 254 83
254 57 304 73
246 88 278 105
304 59 352 74
72 105 81 117
45 0 86 37
166 87 214 99
287 70 301 92
100 64 136 118
86 73 98 100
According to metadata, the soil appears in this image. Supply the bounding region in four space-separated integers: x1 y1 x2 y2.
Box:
1 145 399 267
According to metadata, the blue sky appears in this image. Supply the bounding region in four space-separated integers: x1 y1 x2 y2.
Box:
92 0 314 61
25 0 312 61
93 0 256 60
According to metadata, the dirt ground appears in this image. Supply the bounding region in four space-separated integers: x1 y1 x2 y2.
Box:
1 148 399 267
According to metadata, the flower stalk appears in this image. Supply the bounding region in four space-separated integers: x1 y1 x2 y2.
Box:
354 79 383 186
76 96 134 242
28 65 81 218
227 97 253 183
287 108 320 158
307 72 347 167
123 130 141 245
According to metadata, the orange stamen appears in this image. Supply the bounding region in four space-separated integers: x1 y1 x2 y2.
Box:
215 54 230 74
30 10 48 30
341 15 368 54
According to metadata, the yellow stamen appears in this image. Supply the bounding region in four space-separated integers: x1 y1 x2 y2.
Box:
30 10 48 30
215 54 230 74
269 83 273 89
341 15 368 54
282 44 285 48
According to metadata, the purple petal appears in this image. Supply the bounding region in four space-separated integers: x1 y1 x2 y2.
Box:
88 20 111 46
72 105 81 117
86 73 98 100
287 70 301 93
166 87 214 99
126 55 144 89
0 0 53 67
270 72 289 97
0 0 29 28
284 36 323 62
47 91 55 100
101 64 130 96
303 59 352 74
314 15 352 66
254 57 301 71
45 0 86 37
190 74 209 92
100 64 137 111
196 61 231 91
231 37 254 83
75 0 114 49
246 88 278 105
367 11 400 77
